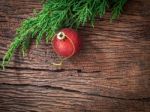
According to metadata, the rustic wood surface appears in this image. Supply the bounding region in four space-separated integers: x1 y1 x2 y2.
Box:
0 0 150 112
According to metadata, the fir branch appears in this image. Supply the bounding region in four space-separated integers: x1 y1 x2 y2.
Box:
98 0 109 17
111 0 127 20
73 0 93 27
1 0 128 69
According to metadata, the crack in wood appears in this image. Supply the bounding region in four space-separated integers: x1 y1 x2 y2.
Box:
0 83 150 102
0 66 102 73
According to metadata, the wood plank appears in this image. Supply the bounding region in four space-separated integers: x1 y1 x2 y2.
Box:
0 0 149 72
0 84 149 112
0 0 150 112
0 68 150 99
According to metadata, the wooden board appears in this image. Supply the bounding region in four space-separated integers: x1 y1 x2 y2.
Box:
0 0 150 111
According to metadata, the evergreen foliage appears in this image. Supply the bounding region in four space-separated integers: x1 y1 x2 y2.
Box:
1 0 127 69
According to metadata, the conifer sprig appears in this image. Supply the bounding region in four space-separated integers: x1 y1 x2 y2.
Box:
1 0 127 69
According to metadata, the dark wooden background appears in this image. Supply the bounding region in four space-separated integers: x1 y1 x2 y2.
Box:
0 0 150 112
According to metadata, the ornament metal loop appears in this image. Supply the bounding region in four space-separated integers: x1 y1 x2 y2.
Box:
57 32 66 40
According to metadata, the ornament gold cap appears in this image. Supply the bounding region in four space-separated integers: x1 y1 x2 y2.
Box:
57 32 66 40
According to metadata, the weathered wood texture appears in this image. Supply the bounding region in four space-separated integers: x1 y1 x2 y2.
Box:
0 0 150 112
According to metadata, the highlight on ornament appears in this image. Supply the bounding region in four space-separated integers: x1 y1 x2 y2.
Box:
1 0 128 69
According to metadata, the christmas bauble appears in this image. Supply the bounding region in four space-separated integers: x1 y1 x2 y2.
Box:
52 28 81 58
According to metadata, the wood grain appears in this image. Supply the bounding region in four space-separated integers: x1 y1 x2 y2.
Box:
0 0 150 112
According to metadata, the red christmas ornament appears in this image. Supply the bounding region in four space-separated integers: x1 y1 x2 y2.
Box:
52 28 81 58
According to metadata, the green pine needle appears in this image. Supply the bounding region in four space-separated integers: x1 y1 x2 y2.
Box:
1 0 127 69
111 0 127 20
